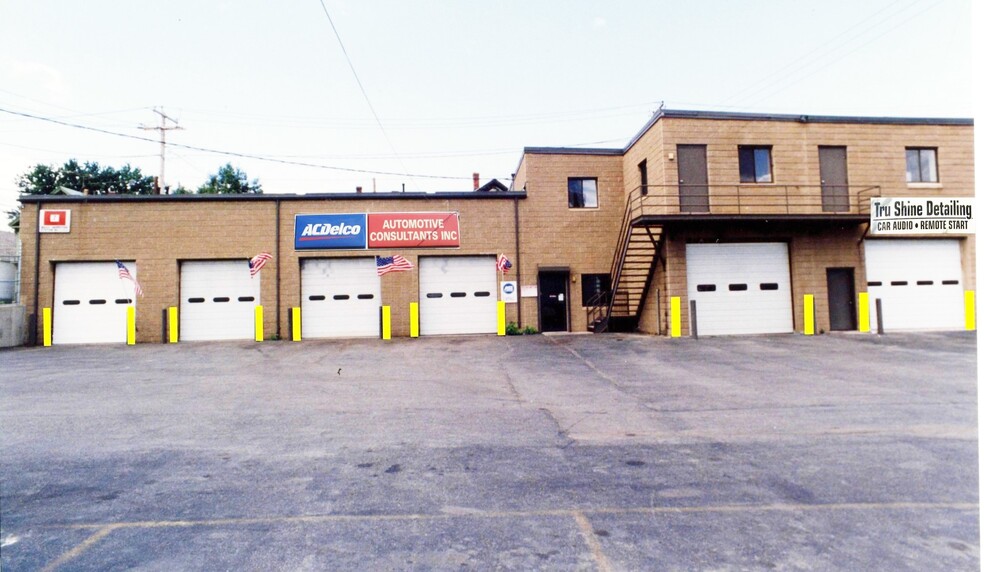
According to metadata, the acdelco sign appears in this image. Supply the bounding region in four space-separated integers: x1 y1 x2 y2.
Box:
294 214 367 250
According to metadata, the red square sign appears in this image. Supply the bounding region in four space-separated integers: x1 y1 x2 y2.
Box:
39 209 71 233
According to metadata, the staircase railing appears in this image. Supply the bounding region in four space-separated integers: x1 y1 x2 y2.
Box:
586 188 650 331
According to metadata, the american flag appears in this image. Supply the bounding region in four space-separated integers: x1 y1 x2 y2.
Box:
496 254 512 273
249 252 273 278
376 255 413 276
115 260 143 297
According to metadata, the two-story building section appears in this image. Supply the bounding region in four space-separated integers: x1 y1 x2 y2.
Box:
511 109 975 336
17 109 975 344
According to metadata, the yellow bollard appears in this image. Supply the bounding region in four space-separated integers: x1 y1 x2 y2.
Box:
292 307 302 341
965 291 976 331
409 302 419 338
670 297 681 338
804 295 815 336
168 307 179 343
126 306 136 345
857 293 870 333
254 306 264 342
381 306 391 340
497 301 506 336
42 307 52 347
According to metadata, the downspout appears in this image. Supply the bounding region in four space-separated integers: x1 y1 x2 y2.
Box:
32 205 40 346
513 196 522 328
275 198 281 340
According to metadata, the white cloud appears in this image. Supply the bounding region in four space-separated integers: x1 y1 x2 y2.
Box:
592 16 607 29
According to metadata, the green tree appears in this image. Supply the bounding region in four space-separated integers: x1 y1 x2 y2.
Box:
16 159 155 196
197 164 262 194
8 160 156 230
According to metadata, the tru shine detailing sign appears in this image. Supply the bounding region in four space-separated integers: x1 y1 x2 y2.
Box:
870 198 974 235
295 212 460 250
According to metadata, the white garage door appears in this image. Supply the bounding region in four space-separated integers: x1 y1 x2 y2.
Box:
53 262 136 344
419 256 497 335
180 260 260 341
864 239 964 331
686 243 794 336
301 258 381 338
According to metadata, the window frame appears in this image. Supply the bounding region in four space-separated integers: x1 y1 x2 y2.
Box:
580 273 611 307
737 145 774 183
905 147 939 183
568 177 599 209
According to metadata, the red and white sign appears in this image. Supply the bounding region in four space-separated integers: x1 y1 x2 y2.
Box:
39 209 71 233
367 212 460 248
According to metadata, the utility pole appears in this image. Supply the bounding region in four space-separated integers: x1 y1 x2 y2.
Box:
140 107 182 194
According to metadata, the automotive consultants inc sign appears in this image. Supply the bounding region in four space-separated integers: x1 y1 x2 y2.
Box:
870 197 975 235
295 214 367 250
294 212 461 250
367 212 460 248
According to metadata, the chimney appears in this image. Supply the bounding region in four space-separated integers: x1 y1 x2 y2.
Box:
473 172 480 190
356 186 362 194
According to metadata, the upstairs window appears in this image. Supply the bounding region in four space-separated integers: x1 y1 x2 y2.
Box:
568 178 598 208
906 148 938 183
738 146 773 183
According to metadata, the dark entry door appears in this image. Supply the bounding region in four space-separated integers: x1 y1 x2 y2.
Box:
677 145 709 213
538 271 569 332
819 146 849 212
826 267 856 331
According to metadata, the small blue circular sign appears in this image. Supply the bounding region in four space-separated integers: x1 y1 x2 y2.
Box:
503 283 515 294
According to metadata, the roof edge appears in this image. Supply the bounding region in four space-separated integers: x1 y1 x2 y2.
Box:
522 146 623 156
18 191 527 204
625 109 974 150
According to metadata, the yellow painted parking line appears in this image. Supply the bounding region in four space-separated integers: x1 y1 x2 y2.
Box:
40 525 116 572
573 510 614 572
53 500 977 532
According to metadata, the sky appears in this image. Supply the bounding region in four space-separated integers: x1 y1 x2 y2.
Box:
0 0 976 218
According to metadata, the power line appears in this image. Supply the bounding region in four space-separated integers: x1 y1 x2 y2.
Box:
738 0 946 107
724 0 932 108
315 0 419 190
0 106 478 181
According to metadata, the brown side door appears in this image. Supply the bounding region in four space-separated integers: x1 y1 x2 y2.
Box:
677 145 709 213
819 146 849 212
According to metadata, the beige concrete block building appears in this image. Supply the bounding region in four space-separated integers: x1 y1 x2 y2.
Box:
18 109 976 344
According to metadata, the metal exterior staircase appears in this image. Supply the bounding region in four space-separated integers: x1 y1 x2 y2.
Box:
587 191 662 333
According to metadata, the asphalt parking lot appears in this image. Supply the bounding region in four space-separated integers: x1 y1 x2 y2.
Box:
0 331 978 571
